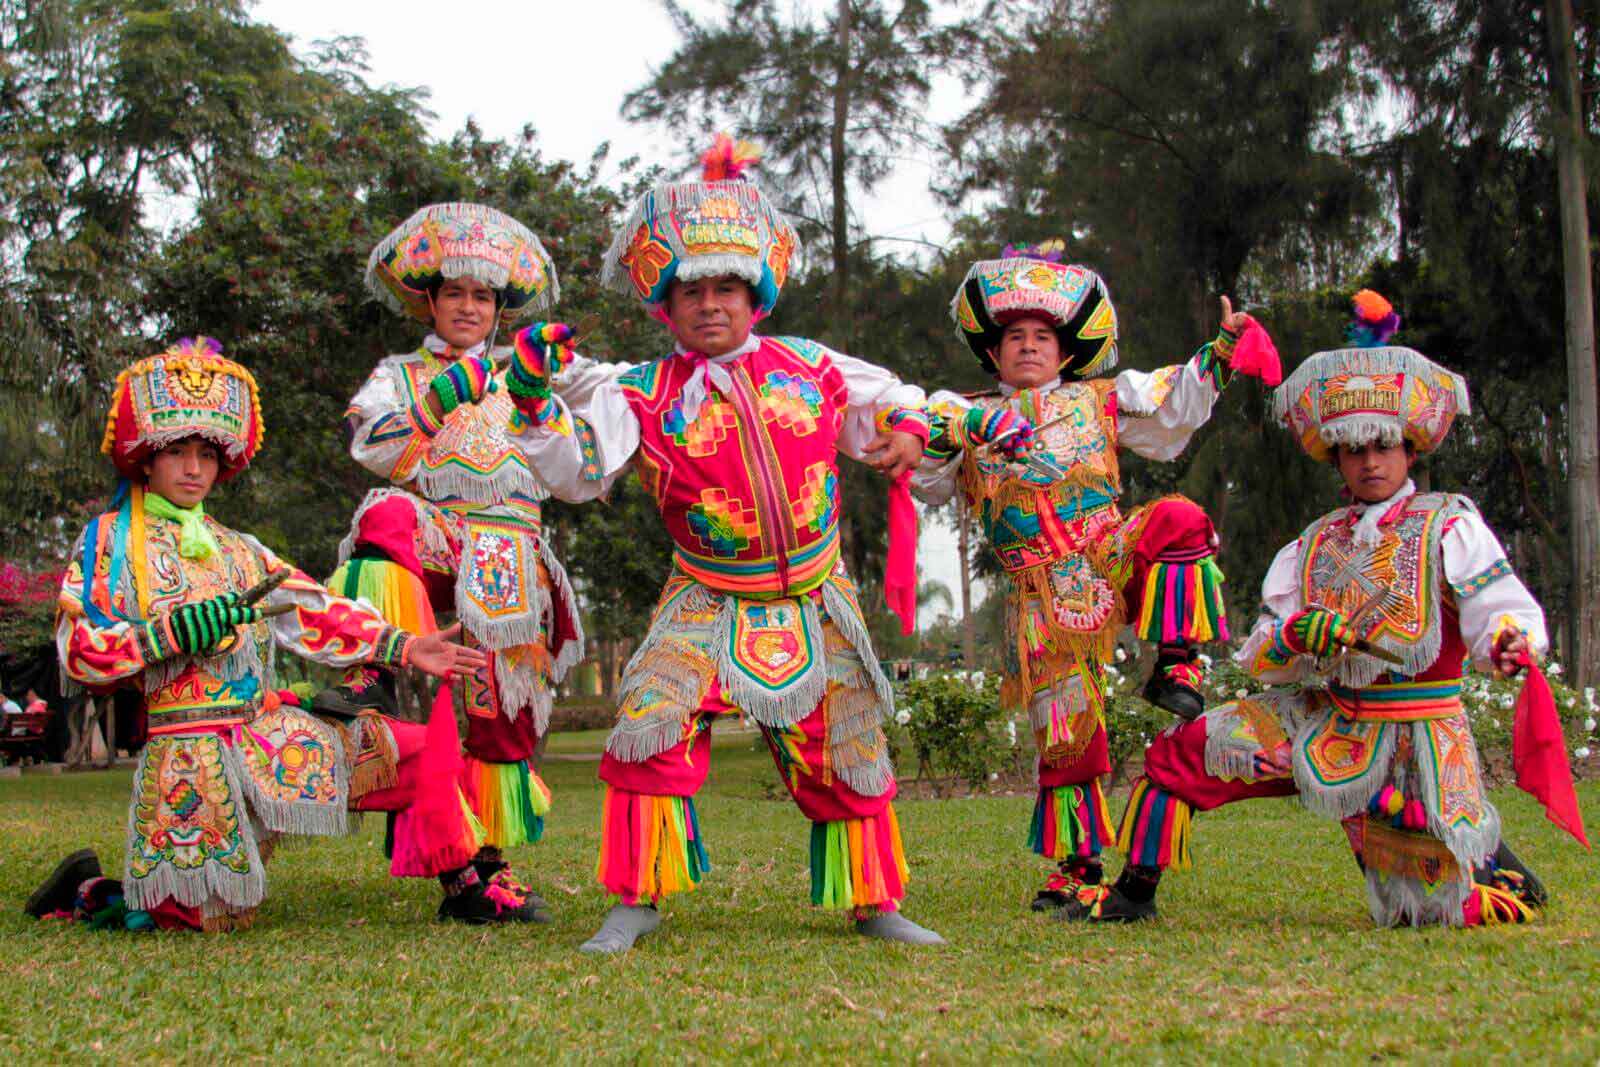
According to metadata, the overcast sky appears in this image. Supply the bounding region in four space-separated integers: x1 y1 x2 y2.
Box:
251 0 961 249
250 0 983 622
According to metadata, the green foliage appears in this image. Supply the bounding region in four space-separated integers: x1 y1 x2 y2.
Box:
895 670 1025 788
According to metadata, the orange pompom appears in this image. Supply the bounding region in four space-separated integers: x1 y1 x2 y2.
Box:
1352 289 1393 324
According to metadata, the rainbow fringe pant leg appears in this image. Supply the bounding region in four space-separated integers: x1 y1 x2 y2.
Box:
1117 714 1298 872
1109 496 1230 646
595 685 908 911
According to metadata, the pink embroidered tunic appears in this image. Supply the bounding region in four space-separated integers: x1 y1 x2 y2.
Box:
518 334 925 599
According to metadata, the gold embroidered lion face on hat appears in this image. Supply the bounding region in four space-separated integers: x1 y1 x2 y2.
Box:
101 338 263 481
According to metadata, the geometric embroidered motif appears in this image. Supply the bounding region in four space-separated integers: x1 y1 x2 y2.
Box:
663 395 737 457
758 370 823 436
1450 557 1512 601
1299 715 1388 788
686 487 760 558
789 462 837 534
235 707 343 808
1303 503 1443 649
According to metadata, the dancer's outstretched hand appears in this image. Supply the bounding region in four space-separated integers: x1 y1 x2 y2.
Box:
863 430 926 480
407 623 490 680
1493 627 1531 678
1218 295 1251 335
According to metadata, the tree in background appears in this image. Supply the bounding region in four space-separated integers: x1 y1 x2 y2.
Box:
623 0 959 341
2 0 1595 683
1345 0 1599 679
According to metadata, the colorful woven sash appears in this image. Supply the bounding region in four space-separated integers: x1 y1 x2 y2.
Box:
1327 677 1463 721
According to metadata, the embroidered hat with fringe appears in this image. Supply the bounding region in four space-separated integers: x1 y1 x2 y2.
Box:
951 241 1118 379
601 134 799 317
366 202 560 326
101 337 263 481
1272 290 1470 462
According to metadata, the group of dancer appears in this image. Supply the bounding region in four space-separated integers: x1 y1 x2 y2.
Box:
24 137 1578 950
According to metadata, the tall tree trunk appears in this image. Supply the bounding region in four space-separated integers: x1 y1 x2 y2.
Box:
958 498 975 666
1545 0 1600 687
1545 416 1573 664
829 0 852 334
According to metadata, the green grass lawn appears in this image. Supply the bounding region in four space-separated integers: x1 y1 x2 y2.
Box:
3 739 1599 1062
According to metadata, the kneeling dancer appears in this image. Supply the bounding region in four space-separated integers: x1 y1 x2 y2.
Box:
510 139 944 952
31 339 492 931
1084 293 1568 926
912 242 1278 912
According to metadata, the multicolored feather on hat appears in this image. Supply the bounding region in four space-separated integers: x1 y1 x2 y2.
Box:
1000 238 1066 263
700 134 761 182
1347 289 1401 347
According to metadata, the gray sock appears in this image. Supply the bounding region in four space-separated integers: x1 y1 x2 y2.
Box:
578 903 660 954
854 910 946 945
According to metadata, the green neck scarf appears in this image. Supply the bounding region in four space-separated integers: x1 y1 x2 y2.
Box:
144 492 220 560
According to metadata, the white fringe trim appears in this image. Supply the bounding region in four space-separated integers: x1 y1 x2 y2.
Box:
712 594 828 730
819 580 894 711
606 588 716 763
411 461 541 510
1290 710 1397 822
492 655 553 733
540 541 585 683
1363 864 1472 928
1271 344 1472 443
127 426 251 468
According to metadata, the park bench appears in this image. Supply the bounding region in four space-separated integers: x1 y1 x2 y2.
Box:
0 709 52 765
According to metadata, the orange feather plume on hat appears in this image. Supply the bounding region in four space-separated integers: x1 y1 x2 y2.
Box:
701 133 761 181
1352 289 1394 323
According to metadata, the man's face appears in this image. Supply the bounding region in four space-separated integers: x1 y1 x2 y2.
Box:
991 317 1061 388
666 274 756 356
1335 440 1414 503
430 276 498 349
143 437 221 508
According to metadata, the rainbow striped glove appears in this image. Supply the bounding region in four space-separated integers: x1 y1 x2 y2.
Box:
508 322 576 427
428 355 495 415
1279 606 1356 658
955 405 1035 459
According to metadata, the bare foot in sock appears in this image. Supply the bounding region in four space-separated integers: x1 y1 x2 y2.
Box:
854 911 946 945
578 903 660 954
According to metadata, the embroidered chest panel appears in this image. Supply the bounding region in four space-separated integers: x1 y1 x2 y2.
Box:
964 380 1121 568
399 357 539 501
1299 493 1461 683
141 518 273 715
620 338 846 566
141 518 266 617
